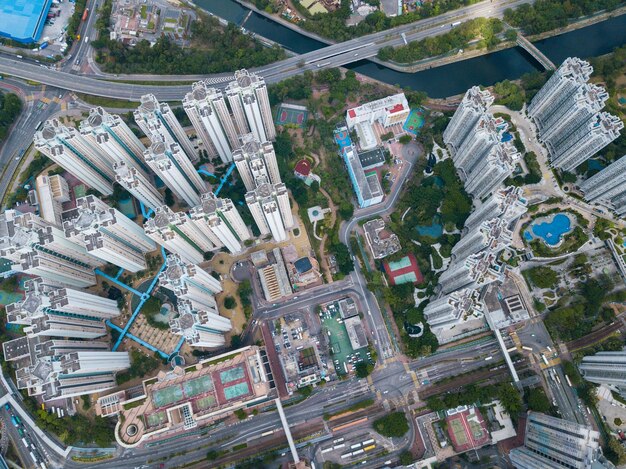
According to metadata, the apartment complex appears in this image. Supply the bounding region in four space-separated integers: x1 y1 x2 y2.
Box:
528 57 623 171
423 288 485 344
134 93 198 162
183 81 238 163
34 118 115 195
144 140 205 207
159 253 222 311
170 298 232 348
443 86 494 152
114 160 164 210
145 205 217 265
233 135 281 191
245 178 294 243
190 192 252 254
225 69 276 143
64 195 156 272
509 412 613 469
342 145 384 208
0 211 101 287
580 154 626 215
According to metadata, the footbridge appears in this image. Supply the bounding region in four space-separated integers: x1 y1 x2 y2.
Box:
516 35 556 71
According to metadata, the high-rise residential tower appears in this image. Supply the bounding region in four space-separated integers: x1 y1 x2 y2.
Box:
509 412 612 469
64 195 156 272
114 161 164 210
159 254 222 311
134 94 198 161
183 81 239 163
34 119 114 195
528 57 594 124
245 178 294 243
423 288 484 337
144 141 205 207
79 106 149 178
452 114 507 176
463 141 521 199
3 335 129 401
225 69 276 142
451 217 513 263
547 112 623 171
35 174 69 227
463 186 527 232
233 135 281 191
190 192 252 254
144 206 216 264
0 211 101 287
443 86 494 152
580 155 626 215
170 299 232 348
438 250 504 295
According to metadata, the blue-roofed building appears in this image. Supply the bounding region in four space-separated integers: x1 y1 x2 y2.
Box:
0 0 52 43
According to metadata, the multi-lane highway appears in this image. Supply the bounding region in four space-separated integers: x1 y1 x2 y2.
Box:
0 0 534 101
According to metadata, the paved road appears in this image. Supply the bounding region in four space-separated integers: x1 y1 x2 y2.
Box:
0 0 534 100
0 79 63 204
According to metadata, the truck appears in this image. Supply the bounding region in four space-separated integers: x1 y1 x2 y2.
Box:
82 8 89 22
11 416 19 427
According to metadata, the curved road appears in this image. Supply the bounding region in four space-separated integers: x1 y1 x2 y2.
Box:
0 0 533 100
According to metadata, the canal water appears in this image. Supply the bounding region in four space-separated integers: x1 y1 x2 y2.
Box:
198 0 626 98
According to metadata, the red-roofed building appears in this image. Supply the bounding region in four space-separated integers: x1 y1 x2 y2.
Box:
294 159 311 178
345 93 410 129
383 252 423 285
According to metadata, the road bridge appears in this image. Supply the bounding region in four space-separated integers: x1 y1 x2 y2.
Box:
516 35 556 71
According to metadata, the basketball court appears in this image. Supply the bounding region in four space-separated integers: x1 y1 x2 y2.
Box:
275 103 309 127
403 108 425 135
445 407 490 453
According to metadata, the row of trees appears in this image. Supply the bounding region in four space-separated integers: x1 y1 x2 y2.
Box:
427 382 523 418
378 18 504 64
92 14 285 74
504 0 623 35
0 92 22 142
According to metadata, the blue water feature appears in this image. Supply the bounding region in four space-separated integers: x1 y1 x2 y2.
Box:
529 213 572 246
587 159 605 171
416 215 443 238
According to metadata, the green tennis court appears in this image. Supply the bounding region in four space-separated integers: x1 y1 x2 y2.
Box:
147 411 167 428
220 366 245 384
74 184 87 199
152 384 184 408
196 395 217 410
224 382 250 400
183 375 213 398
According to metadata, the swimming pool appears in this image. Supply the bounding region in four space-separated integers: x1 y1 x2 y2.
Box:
526 213 572 246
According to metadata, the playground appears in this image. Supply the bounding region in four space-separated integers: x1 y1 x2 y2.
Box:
334 127 352 151
403 108 425 135
275 103 309 128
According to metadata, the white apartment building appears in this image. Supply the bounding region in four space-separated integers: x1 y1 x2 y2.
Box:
548 111 623 171
3 336 129 401
464 186 527 233
170 299 232 348
0 211 100 287
134 94 198 162
190 192 252 254
80 106 149 178
451 217 513 263
35 174 69 227
528 57 594 125
580 154 626 215
144 206 213 264
443 86 494 152
452 114 507 176
34 119 115 195
183 81 239 163
225 69 276 142
144 141 205 207
64 195 156 272
439 250 505 295
233 134 281 191
245 178 294 243
463 141 521 200
423 288 485 344
114 160 164 210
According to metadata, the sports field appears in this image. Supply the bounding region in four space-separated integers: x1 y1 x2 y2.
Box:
152 384 184 408
446 408 490 452
183 375 213 398
403 108 425 135
275 104 309 127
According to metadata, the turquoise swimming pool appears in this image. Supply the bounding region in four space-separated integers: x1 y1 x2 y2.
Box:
525 213 572 246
